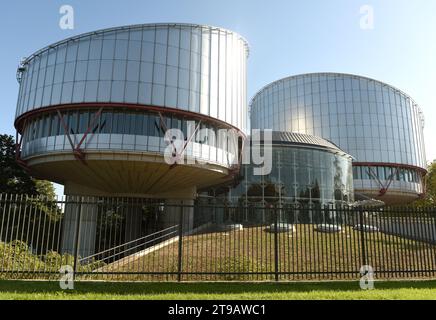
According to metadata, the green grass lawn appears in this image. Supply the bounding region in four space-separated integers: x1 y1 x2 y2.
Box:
1 280 436 300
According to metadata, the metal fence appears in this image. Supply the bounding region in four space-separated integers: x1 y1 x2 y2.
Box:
1 193 436 281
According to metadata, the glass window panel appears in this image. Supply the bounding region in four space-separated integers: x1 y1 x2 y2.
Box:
154 44 167 64
77 40 90 60
134 112 145 135
86 60 100 81
178 88 189 108
128 41 141 60
99 60 113 80
179 68 189 90
84 81 98 102
63 61 76 82
139 62 153 82
54 64 64 83
153 64 166 84
167 46 179 66
165 86 177 107
42 86 52 106
47 50 57 66
126 113 136 135
152 84 165 105
50 114 59 136
180 29 191 50
100 111 112 134
116 30 129 39
97 81 111 101
179 49 190 69
113 112 125 133
114 39 128 59
168 28 180 47
44 66 55 86
78 110 89 133
191 28 201 53
138 82 152 104
155 27 168 44
111 81 125 101
61 82 73 103
72 81 85 101
102 39 115 59
113 60 126 81
166 66 178 87
89 39 102 60
143 28 155 42
126 61 140 81
75 61 87 81
66 43 78 62
130 29 142 41
51 83 62 104
56 45 67 64
141 43 154 62
125 81 138 103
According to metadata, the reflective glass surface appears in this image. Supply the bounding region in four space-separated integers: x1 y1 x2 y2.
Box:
16 24 249 133
213 144 354 205
21 108 240 169
250 73 426 197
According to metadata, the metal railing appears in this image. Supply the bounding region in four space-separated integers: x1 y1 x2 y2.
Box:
1 193 436 281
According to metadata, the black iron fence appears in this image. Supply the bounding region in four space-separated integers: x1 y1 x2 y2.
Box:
1 193 436 281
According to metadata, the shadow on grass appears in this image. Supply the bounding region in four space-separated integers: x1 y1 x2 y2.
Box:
1 279 436 295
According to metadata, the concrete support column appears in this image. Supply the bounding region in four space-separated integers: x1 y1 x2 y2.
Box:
124 201 143 254
162 199 194 233
61 195 98 259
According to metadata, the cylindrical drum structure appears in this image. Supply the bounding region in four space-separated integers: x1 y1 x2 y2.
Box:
14 23 249 198
250 73 426 204
208 131 354 206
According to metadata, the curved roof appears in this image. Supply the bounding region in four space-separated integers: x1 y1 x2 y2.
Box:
249 72 424 127
254 131 351 156
21 22 250 64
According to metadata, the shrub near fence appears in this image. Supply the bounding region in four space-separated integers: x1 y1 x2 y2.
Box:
1 194 436 281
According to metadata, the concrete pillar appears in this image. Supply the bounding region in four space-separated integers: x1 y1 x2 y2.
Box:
124 201 143 254
161 199 194 233
61 195 98 259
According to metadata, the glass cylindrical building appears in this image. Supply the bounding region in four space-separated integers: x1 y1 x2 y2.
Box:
202 131 354 206
250 73 426 204
14 23 249 198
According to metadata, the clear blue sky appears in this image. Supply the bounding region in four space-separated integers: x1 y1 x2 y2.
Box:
1 0 435 197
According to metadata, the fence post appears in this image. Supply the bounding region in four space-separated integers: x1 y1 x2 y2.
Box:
72 196 82 281
177 204 184 282
274 205 279 282
358 207 367 268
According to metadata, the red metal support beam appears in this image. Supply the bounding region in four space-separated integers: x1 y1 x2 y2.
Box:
170 120 202 169
14 103 246 138
56 108 104 165
76 107 104 150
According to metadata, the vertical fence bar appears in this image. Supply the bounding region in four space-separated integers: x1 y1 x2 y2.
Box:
274 206 279 282
177 204 184 282
359 207 367 269
73 196 82 281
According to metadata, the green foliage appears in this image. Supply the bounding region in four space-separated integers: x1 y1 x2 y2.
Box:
216 257 269 280
0 134 57 198
414 160 436 207
0 134 35 195
0 240 105 279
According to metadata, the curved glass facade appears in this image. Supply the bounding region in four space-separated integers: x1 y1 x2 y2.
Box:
206 137 354 206
250 73 426 202
15 23 248 133
20 108 239 168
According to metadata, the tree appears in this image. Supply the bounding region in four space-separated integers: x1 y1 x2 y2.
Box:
414 160 436 207
0 134 56 197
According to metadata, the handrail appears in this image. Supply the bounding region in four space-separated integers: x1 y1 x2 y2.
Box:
79 225 178 263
